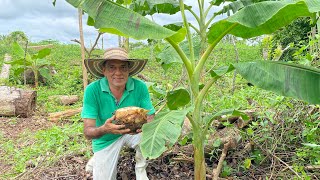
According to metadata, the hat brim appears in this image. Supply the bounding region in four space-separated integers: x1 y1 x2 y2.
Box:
84 58 147 78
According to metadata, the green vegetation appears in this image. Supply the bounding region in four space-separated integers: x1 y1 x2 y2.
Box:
1 0 320 177
7 42 53 87
271 17 312 62
66 1 320 179
0 122 87 177
0 40 87 178
0 33 319 178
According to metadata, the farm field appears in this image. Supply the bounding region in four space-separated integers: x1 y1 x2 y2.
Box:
1 0 320 179
0 40 319 179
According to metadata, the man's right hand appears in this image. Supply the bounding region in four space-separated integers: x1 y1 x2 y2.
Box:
102 115 131 134
83 116 131 139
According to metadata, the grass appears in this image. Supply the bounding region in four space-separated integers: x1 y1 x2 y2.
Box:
0 38 319 179
0 119 88 178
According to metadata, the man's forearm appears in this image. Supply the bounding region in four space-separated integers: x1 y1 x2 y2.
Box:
83 118 107 139
84 126 107 140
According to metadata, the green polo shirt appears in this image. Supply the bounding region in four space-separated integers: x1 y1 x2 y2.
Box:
81 77 155 153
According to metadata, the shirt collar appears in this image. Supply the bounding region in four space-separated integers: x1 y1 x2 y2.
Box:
100 77 134 93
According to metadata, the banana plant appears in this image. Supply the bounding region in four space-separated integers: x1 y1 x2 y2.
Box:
66 0 320 179
8 42 53 87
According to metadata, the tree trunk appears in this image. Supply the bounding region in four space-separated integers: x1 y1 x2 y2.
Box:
231 36 239 94
123 37 129 52
48 107 82 122
49 95 79 105
78 8 88 89
101 34 104 50
24 41 28 86
34 69 39 87
0 54 12 81
118 35 122 47
0 86 37 118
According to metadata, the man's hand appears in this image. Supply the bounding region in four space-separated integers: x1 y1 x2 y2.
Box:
130 114 155 135
83 116 131 139
129 128 142 135
102 115 131 134
147 114 155 123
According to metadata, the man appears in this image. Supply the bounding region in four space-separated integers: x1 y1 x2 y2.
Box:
81 47 155 180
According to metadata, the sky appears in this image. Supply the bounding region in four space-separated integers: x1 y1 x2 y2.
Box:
0 0 224 48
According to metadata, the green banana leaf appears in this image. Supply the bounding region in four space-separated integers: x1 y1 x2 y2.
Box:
156 36 201 71
214 0 255 17
166 88 191 110
148 83 166 98
66 0 176 40
5 58 32 66
33 48 51 59
163 22 184 31
156 45 182 72
233 61 320 105
130 0 181 16
140 109 188 159
116 0 132 6
39 68 53 81
12 42 31 61
210 0 237 6
210 65 235 77
204 109 249 128
208 0 320 43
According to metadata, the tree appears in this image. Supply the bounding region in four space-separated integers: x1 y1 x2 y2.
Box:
78 8 88 88
7 31 28 44
65 0 320 179
271 17 312 61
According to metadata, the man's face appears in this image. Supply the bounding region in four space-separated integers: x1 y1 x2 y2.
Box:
103 60 129 89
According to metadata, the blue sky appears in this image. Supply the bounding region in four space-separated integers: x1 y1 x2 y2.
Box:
0 0 224 47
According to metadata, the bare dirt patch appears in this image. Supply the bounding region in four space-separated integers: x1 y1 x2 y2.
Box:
0 116 53 176
0 115 196 179
0 117 52 139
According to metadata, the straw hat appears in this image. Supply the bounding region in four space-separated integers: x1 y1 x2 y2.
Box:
85 47 147 78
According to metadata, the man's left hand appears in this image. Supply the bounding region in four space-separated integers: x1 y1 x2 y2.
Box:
129 128 142 135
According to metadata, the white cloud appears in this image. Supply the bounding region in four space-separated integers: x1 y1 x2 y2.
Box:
0 0 81 42
0 0 226 47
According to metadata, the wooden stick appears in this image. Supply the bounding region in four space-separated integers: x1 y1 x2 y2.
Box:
13 155 46 179
213 140 231 180
49 95 79 105
155 103 166 114
283 165 320 171
254 141 302 179
48 107 82 122
78 8 88 89
172 157 194 163
305 165 320 170
273 155 301 178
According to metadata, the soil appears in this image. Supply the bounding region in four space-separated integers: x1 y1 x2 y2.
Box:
0 116 196 180
2 115 317 179
0 116 53 177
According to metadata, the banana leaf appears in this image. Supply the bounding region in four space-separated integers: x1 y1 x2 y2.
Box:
66 0 176 40
140 109 188 159
233 61 320 104
208 0 320 43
